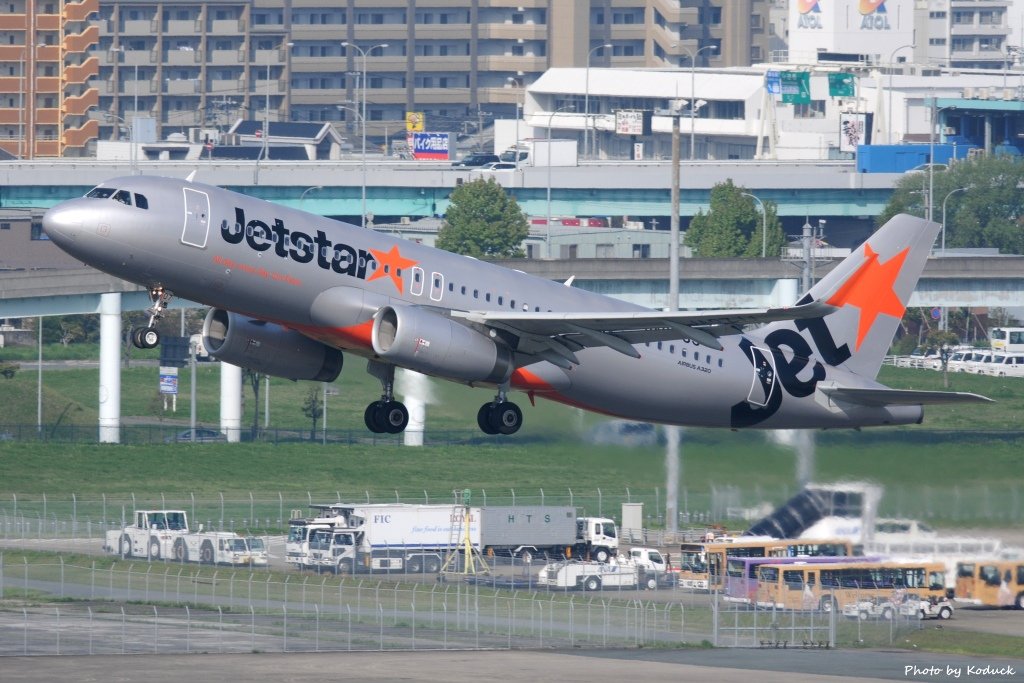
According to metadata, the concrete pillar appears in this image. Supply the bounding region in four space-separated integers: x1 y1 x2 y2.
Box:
772 278 800 308
98 293 122 443
399 369 428 446
220 362 242 443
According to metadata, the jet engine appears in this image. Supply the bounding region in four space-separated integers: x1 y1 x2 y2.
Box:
202 309 343 382
371 305 513 384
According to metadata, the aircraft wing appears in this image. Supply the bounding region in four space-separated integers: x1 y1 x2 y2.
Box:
818 386 994 407
452 301 835 366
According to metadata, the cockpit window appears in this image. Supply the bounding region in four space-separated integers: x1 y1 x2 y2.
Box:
84 186 149 210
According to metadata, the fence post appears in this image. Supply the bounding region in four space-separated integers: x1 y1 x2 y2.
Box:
250 605 256 653
282 605 287 652
185 605 191 653
346 604 352 651
120 606 126 654
153 605 159 653
55 607 60 655
314 603 320 652
88 606 94 655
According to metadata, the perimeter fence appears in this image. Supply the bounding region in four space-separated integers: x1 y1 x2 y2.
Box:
0 556 926 656
1 482 1023 538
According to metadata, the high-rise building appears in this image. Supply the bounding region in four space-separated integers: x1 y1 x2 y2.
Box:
83 0 770 152
0 0 99 159
916 0 1012 69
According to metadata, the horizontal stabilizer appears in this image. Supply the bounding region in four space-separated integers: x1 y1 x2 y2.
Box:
819 386 993 407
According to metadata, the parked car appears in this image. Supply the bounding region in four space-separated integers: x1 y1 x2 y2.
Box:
474 161 518 172
450 153 499 168
165 428 227 444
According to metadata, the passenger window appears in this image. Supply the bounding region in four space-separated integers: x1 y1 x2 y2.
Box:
682 350 687 358
473 289 478 298
669 345 674 353
485 293 491 302
448 282 454 292
510 300 515 309
498 296 503 305
460 286 466 295
657 342 662 350
134 193 148 209
718 358 723 367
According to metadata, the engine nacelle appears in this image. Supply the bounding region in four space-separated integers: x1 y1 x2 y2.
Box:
371 305 513 384
202 309 343 382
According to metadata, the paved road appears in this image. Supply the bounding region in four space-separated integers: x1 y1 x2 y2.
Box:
1 647 1021 682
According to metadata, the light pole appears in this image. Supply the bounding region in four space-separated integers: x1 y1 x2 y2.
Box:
941 187 968 255
263 41 293 162
339 104 368 226
105 113 135 175
887 43 915 145
545 106 575 258
939 186 967 332
341 42 388 228
927 99 956 222
506 76 525 171
680 45 717 160
583 43 612 160
742 192 767 257
300 185 323 205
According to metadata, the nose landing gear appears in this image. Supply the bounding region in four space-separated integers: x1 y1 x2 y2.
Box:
130 287 174 350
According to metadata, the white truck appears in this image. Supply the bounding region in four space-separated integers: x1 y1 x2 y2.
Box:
499 139 578 167
104 510 267 566
536 547 671 591
295 503 619 573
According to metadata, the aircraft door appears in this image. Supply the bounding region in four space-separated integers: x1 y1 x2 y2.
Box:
181 188 211 248
429 272 444 302
746 346 778 407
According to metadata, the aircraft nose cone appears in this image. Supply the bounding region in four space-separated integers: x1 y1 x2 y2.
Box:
42 203 85 244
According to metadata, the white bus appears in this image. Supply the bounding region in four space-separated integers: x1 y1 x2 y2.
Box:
989 328 1024 354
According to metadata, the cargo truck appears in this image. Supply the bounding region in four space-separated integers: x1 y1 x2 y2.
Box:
297 503 619 573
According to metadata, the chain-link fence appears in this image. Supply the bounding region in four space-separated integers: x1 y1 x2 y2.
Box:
1 483 1022 540
0 556 928 656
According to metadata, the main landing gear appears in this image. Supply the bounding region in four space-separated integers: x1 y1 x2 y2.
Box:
364 361 409 434
477 385 522 435
130 287 173 350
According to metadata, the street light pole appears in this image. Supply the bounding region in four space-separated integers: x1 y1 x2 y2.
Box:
263 41 293 162
887 43 915 145
546 106 575 259
939 186 967 332
927 99 956 223
680 45 717 160
506 76 524 171
742 192 767 257
342 42 388 228
583 44 612 161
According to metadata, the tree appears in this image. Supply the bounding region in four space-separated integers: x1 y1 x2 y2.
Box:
877 155 1024 254
685 180 783 257
742 199 787 258
436 178 529 258
302 386 323 441
244 369 264 439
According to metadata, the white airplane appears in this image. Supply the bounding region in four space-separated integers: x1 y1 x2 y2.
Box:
42 174 989 435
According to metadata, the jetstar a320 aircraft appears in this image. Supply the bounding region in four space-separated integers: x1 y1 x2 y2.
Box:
42 174 989 435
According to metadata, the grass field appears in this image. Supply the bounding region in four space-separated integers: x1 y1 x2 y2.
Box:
0 352 1022 526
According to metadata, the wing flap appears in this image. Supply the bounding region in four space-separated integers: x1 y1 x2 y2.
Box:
819 386 993 407
454 300 836 359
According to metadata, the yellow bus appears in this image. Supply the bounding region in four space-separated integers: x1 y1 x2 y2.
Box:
954 560 1024 608
676 538 853 590
754 560 946 612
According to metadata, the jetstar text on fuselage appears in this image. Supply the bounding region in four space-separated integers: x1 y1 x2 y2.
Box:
222 206 377 280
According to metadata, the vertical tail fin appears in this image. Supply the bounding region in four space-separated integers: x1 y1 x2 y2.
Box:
760 213 939 379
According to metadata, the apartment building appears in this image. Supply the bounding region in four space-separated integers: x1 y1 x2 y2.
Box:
0 0 99 159
916 0 1012 69
80 0 767 151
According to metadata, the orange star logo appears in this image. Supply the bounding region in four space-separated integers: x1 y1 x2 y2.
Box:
826 243 909 350
367 244 418 294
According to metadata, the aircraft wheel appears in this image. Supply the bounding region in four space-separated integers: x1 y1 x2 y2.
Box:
476 404 500 435
493 402 523 435
130 327 145 349
380 401 409 434
364 401 386 433
139 327 161 349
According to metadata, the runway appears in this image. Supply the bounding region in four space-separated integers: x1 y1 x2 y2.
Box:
1 647 1021 682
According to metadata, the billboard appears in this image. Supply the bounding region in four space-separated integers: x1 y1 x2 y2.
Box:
615 110 652 136
159 367 179 395
405 112 425 132
411 132 449 160
839 113 870 153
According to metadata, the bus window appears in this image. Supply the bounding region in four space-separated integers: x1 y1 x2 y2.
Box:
980 565 1001 586
957 563 975 578
783 569 804 590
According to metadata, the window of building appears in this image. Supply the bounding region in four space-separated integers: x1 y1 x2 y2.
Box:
559 244 578 259
929 11 947 19
511 44 524 56
952 11 973 25
512 12 524 24
596 243 614 258
951 37 973 52
698 7 722 24
632 244 650 258
793 100 826 118
979 10 1001 25
929 38 947 46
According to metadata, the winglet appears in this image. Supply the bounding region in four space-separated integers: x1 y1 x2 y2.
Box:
185 170 198 182
563 276 575 287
